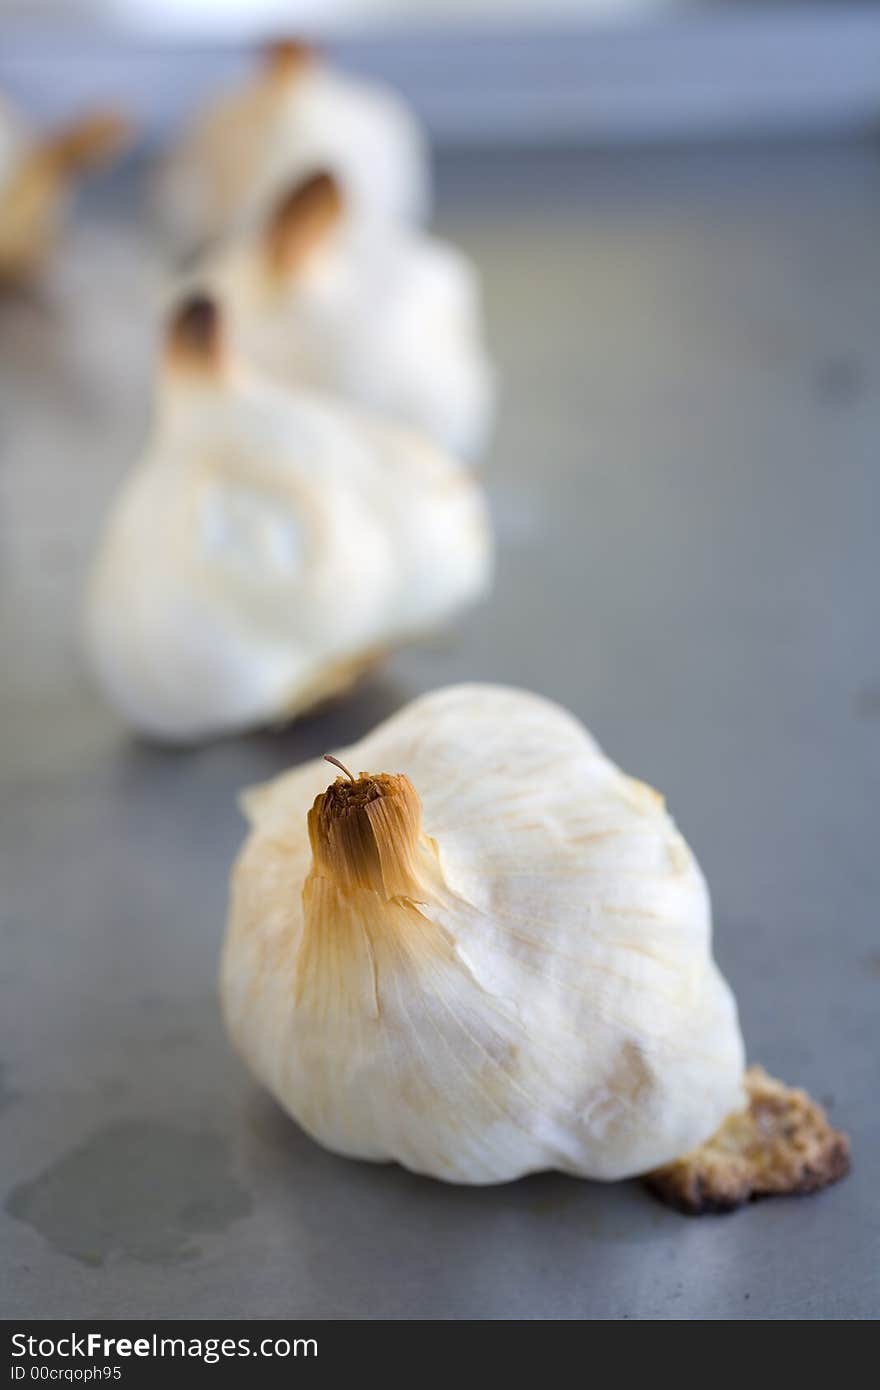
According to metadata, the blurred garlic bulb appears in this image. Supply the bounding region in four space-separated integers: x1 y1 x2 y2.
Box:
221 684 746 1184
195 171 494 460
85 298 492 743
157 41 429 252
0 95 128 283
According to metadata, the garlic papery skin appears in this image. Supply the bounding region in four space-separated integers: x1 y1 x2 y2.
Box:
157 41 429 253
0 99 128 283
221 684 746 1185
195 171 494 460
84 298 492 743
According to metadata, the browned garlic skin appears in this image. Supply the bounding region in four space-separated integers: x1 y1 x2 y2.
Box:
156 44 429 251
307 772 428 900
190 168 494 460
0 99 128 283
221 685 746 1184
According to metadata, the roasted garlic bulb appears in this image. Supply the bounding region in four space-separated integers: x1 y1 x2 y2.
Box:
192 171 494 459
157 40 429 252
0 96 128 283
84 298 492 743
221 684 747 1184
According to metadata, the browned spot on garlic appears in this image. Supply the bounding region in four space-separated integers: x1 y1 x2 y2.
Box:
165 293 227 377
264 39 317 82
265 171 343 279
43 111 130 175
307 769 427 900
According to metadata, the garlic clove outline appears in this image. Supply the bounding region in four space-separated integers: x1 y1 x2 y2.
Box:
85 298 492 742
221 684 748 1185
156 39 430 253
192 167 495 460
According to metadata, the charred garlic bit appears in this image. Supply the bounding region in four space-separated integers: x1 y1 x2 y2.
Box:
156 39 429 252
221 685 849 1206
84 297 492 743
0 95 128 283
195 170 494 460
647 1067 850 1214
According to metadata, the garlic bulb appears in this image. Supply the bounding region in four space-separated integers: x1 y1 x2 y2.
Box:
0 96 128 283
221 684 746 1184
157 41 429 252
85 298 491 743
194 171 494 460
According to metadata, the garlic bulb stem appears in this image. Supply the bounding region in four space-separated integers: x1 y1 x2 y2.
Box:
43 111 129 176
156 41 429 251
323 754 356 782
165 292 227 378
264 39 316 82
266 170 343 278
306 770 428 899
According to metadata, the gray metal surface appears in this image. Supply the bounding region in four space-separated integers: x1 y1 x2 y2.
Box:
1 141 878 1320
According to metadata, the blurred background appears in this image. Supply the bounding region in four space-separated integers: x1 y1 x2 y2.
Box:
3 2 880 145
2 0 879 1321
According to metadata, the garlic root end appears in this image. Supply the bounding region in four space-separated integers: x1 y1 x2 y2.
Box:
645 1065 851 1215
